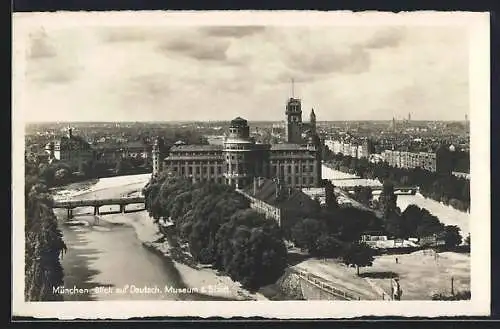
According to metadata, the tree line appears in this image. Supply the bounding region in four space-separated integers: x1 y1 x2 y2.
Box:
288 181 467 275
377 182 465 247
25 129 209 188
323 151 470 212
285 183 380 275
142 174 287 290
25 155 67 301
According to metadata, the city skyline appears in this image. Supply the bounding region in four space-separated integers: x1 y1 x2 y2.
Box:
24 118 468 125
15 14 470 123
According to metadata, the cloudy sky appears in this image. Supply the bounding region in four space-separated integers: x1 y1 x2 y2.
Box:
16 17 470 122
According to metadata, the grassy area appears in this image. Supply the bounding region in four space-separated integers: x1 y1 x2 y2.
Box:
366 250 470 300
292 249 470 300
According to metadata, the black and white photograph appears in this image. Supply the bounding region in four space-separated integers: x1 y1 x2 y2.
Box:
12 11 490 319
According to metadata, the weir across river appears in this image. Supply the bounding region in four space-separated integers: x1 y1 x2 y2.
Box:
52 196 146 219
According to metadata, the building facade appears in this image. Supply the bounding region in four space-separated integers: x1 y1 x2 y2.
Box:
324 137 373 160
381 147 453 174
45 127 94 169
154 98 323 189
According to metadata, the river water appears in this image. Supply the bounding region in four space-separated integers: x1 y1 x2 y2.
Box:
322 165 471 238
54 174 235 301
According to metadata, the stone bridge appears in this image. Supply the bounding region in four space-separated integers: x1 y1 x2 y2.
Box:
52 196 146 219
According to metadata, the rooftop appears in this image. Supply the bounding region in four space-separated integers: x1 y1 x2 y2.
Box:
231 117 248 126
170 144 223 152
242 178 318 209
271 143 309 151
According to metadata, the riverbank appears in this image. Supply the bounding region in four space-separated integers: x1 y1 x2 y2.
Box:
322 164 470 238
102 210 268 300
322 162 470 214
54 174 268 301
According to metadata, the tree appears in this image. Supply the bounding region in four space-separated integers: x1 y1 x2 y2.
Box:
353 186 373 206
25 159 66 301
378 181 398 219
400 204 423 238
440 225 462 249
115 157 132 174
328 207 377 242
342 242 376 276
290 218 325 253
315 234 344 258
384 211 403 238
54 168 70 182
416 209 444 238
324 180 338 209
215 209 287 290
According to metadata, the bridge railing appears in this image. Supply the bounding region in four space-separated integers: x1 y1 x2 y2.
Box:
53 196 145 208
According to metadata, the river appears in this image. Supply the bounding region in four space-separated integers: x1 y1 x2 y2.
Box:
322 165 471 238
53 174 237 301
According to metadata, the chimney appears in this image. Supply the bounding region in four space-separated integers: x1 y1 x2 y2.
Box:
253 177 257 195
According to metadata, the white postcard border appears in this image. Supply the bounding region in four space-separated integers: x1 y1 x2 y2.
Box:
12 10 491 319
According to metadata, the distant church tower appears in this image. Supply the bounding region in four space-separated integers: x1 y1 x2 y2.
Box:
310 108 317 135
286 79 303 144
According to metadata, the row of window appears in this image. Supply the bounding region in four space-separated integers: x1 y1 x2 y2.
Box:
224 144 252 150
167 160 223 165
272 164 315 174
189 177 225 184
172 166 224 175
283 176 316 186
169 168 317 186
172 151 221 157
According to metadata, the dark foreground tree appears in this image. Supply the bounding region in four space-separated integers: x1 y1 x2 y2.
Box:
342 242 376 276
25 161 66 301
315 234 344 258
290 218 325 253
216 209 287 290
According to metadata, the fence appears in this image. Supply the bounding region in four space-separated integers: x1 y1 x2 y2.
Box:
292 268 359 301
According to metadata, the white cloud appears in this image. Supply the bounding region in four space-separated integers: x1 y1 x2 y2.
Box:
16 21 469 122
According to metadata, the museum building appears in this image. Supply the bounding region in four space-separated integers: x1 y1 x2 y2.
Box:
152 97 323 189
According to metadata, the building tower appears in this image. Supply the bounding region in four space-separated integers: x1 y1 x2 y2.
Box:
310 108 317 135
286 79 303 144
408 112 411 121
223 117 256 189
152 137 162 178
67 125 73 138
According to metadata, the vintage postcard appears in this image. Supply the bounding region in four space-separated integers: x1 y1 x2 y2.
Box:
12 10 490 319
